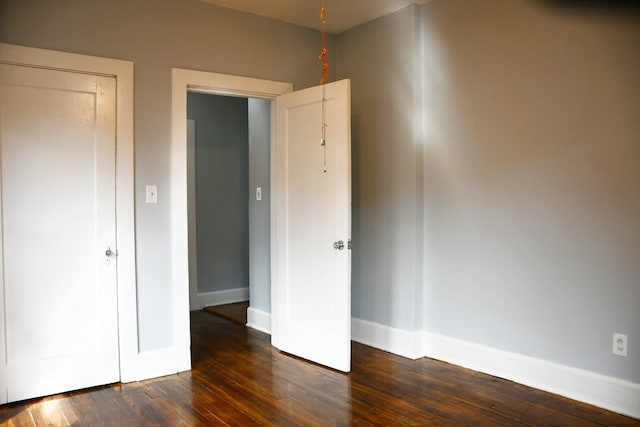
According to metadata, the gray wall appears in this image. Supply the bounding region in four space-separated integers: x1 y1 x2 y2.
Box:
248 98 272 312
337 0 640 383
337 6 425 331
0 0 336 352
187 93 248 294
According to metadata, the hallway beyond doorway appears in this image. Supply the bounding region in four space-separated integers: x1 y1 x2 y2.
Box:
202 301 249 326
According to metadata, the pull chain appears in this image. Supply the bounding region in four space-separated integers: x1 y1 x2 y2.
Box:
319 0 328 173
321 84 327 173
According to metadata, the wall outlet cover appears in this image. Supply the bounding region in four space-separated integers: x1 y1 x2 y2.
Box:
613 333 627 357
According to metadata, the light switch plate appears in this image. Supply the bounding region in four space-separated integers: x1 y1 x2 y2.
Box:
256 187 262 201
146 185 158 204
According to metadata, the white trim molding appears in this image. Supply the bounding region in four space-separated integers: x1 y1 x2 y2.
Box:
132 349 186 382
351 315 639 420
351 318 423 360
190 287 249 310
422 331 640 420
247 307 271 334
0 43 139 383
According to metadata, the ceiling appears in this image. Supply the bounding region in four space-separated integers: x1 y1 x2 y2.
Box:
197 0 429 34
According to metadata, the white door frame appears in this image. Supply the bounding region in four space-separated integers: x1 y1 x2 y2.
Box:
0 43 139 381
170 68 292 366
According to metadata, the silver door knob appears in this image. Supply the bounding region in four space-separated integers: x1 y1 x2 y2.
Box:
105 247 115 257
333 240 345 250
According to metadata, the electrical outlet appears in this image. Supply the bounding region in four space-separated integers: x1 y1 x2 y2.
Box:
613 333 627 357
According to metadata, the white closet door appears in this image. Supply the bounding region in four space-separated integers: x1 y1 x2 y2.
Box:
0 64 119 403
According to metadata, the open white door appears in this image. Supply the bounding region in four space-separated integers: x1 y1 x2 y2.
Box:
273 79 351 372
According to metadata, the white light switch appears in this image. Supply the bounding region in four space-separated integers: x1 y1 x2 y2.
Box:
256 187 262 201
146 185 158 204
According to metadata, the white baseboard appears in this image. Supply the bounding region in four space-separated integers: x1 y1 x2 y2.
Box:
247 307 271 334
123 348 190 383
351 317 639 420
422 331 640 420
190 287 249 310
351 318 423 360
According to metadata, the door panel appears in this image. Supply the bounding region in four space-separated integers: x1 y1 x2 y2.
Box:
0 64 119 402
274 80 351 372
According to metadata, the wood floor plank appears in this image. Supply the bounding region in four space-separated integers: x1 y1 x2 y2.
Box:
1 309 638 426
202 301 249 326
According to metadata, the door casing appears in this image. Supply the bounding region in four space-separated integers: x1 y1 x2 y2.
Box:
171 69 292 367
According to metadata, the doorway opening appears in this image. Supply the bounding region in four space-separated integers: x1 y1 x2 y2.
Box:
186 93 271 327
172 69 352 373
170 69 292 372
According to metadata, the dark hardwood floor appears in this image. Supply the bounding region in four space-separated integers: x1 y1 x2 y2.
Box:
203 301 249 325
1 310 638 426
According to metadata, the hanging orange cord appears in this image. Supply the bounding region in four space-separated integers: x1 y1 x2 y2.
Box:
319 0 328 84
